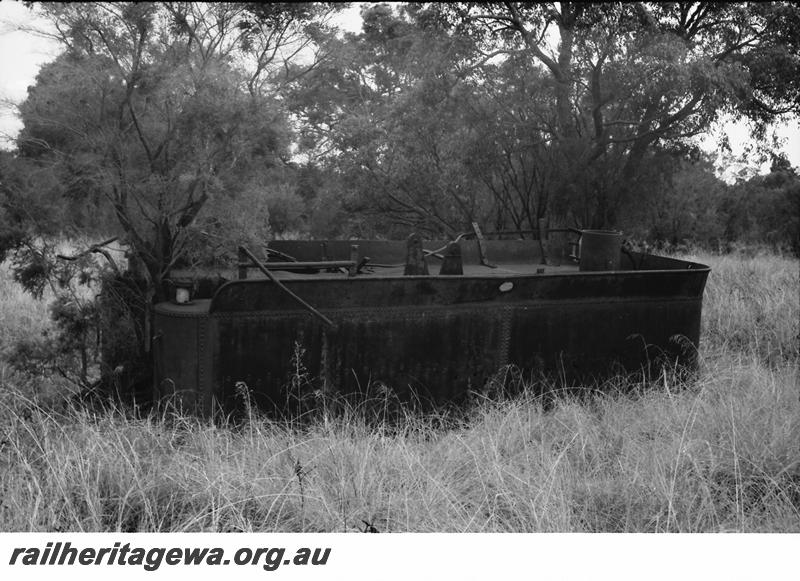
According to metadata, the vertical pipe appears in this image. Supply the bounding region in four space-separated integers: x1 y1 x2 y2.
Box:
538 218 549 266
349 245 359 277
238 246 248 280
404 233 429 275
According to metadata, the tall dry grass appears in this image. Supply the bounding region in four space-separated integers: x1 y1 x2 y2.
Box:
692 251 799 363
0 262 52 350
0 251 798 532
0 261 55 397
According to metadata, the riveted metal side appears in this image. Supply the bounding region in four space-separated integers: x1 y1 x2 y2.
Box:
212 303 507 413
153 301 209 411
197 314 213 414
497 305 513 369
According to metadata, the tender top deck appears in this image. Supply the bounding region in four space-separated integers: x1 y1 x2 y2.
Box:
165 238 709 307
261 261 579 281
253 238 706 280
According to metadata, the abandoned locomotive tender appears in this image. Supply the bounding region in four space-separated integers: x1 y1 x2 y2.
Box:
153 230 710 414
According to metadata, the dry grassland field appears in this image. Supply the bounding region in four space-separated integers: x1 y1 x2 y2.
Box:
0 251 798 532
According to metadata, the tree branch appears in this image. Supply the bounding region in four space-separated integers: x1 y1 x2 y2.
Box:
56 237 122 277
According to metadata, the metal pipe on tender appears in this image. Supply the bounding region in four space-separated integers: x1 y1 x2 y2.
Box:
241 260 356 270
237 246 336 329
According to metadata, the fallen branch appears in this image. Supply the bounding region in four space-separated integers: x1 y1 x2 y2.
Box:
56 236 122 277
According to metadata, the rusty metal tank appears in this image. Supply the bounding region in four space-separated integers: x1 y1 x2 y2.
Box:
153 235 710 414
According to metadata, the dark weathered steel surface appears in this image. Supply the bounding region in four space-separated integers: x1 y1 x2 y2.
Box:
155 239 710 414
578 230 623 271
238 245 336 328
241 260 357 271
404 233 430 276
439 242 463 275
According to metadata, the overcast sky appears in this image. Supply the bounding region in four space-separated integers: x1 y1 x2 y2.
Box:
1 0 797 175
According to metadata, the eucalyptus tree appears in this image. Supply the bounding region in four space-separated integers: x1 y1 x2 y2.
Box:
423 2 800 228
287 3 504 237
